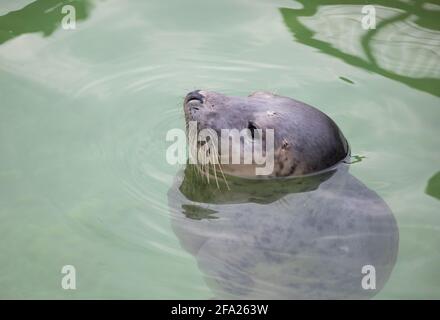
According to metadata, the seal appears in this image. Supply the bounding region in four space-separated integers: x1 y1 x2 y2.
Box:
168 90 399 299
183 90 349 177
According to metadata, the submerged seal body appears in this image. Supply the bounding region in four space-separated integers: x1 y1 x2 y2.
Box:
183 90 349 177
168 163 399 299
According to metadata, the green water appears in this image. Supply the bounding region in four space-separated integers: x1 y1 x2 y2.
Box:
0 0 439 299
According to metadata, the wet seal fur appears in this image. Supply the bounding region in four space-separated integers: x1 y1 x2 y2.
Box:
169 90 399 299
183 90 349 177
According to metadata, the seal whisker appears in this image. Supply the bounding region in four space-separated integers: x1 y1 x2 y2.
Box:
202 150 210 184
205 164 210 184
210 141 230 190
197 163 206 182
209 145 220 189
212 162 220 189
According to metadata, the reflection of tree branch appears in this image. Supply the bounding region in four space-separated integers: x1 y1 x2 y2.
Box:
280 0 440 97
0 0 92 45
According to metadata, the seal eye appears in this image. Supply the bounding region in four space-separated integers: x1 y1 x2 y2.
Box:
247 121 258 140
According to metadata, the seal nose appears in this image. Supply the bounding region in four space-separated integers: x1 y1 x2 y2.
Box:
186 90 204 104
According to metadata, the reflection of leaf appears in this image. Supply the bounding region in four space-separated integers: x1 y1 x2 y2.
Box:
0 0 92 45
339 76 354 84
182 204 219 220
426 171 440 201
280 0 440 97
344 155 366 164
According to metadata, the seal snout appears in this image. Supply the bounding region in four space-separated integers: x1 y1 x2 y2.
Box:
185 90 204 104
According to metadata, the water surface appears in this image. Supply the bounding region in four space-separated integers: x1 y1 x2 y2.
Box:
0 0 439 299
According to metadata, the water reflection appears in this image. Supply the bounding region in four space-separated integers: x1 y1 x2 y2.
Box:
169 164 399 299
280 0 440 97
0 0 92 45
426 171 440 200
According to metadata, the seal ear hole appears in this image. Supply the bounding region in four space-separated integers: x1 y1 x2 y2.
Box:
247 121 258 140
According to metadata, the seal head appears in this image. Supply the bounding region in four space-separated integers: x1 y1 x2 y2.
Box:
184 90 349 177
